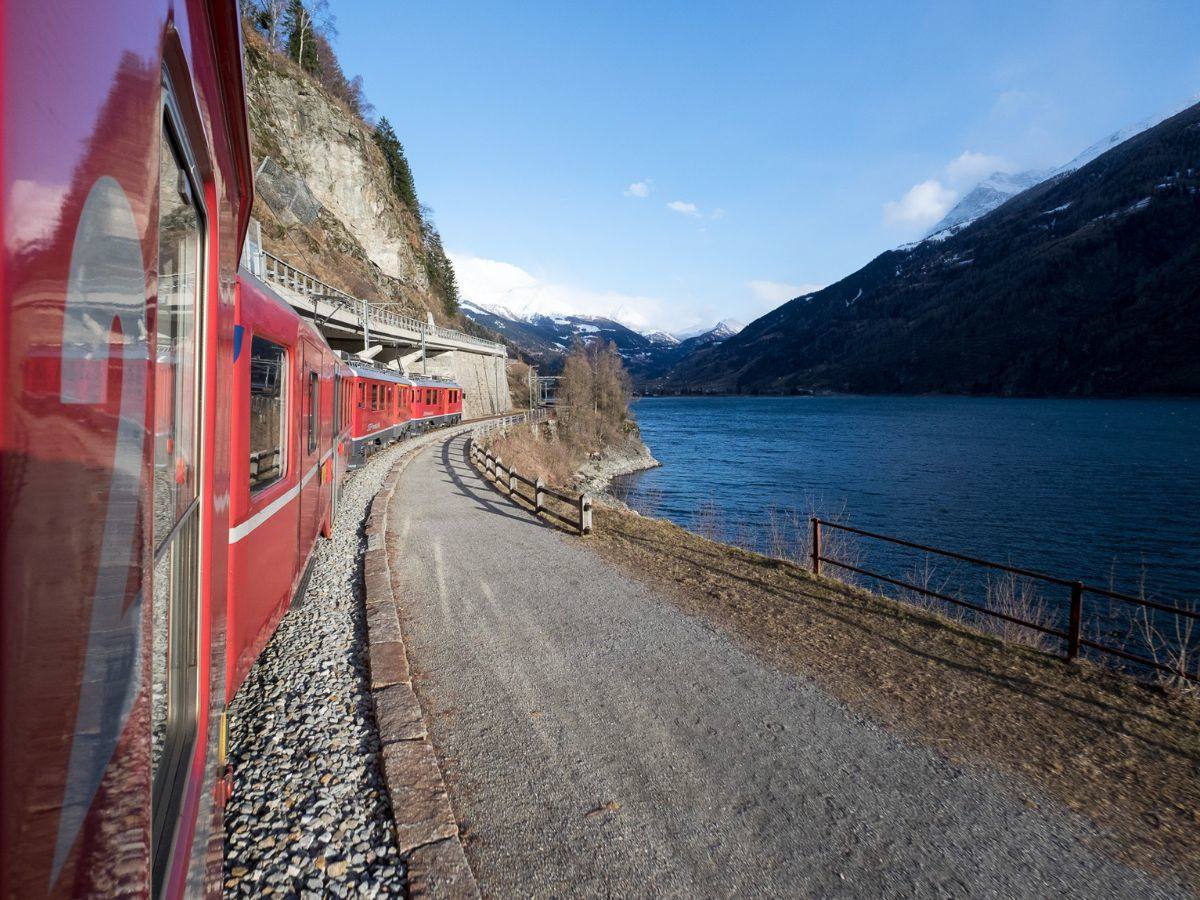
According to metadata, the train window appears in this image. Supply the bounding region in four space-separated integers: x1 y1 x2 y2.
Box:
358 382 365 409
333 373 341 435
151 100 205 891
249 337 286 491
370 383 378 410
308 371 318 453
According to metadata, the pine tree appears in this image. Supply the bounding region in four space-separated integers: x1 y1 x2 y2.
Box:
373 117 420 214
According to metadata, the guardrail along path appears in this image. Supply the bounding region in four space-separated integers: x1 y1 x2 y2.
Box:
384 431 1177 898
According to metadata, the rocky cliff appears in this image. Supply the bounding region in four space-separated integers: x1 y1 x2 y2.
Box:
243 28 446 324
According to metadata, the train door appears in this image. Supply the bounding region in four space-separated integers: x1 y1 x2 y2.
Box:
331 372 341 522
151 105 205 892
297 340 322 560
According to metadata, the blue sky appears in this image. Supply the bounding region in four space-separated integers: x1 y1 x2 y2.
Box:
333 0 1200 333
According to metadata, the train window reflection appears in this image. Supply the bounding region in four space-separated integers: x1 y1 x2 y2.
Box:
249 336 286 490
153 143 200 551
150 106 204 894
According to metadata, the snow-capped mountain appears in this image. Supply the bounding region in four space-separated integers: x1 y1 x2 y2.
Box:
461 300 657 362
927 170 1046 237
706 318 745 340
656 98 1200 396
924 98 1195 241
672 318 745 341
460 301 751 384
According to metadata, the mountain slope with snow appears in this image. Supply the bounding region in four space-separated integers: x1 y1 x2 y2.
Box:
925 99 1196 241
928 170 1046 236
658 101 1200 396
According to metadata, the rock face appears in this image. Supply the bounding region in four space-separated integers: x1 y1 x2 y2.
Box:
243 33 437 318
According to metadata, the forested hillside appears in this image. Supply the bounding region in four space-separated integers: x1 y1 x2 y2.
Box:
658 103 1200 396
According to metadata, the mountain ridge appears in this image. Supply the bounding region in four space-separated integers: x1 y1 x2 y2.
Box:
655 102 1200 397
925 99 1195 242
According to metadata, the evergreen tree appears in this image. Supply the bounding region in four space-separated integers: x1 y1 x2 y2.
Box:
373 117 420 214
420 216 460 317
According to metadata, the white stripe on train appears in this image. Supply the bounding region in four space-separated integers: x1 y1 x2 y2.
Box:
229 412 456 544
228 447 334 544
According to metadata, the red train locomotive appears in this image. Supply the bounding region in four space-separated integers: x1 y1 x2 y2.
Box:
0 6 466 897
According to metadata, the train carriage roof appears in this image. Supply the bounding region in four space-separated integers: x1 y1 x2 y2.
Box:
347 364 460 390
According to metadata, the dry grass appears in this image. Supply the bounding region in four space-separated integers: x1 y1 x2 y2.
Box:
1133 599 1200 698
482 422 578 488
587 504 1200 890
982 571 1056 651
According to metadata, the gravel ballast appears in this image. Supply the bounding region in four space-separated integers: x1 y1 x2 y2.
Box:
223 430 467 898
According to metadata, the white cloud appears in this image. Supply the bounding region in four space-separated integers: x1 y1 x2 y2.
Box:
667 200 701 217
709 207 726 220
946 151 1009 185
748 279 824 305
883 149 1014 232
624 179 652 198
448 251 671 332
883 179 957 228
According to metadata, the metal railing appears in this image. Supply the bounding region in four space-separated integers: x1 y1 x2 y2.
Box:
252 247 505 354
467 411 593 535
812 518 1198 682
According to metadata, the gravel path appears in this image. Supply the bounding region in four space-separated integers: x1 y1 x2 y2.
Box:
388 432 1182 899
224 428 469 898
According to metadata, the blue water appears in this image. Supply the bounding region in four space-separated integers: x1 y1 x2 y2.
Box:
613 397 1199 647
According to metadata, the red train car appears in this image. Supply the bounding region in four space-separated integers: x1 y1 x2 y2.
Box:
0 2 253 896
226 274 350 702
0 5 475 896
347 365 462 466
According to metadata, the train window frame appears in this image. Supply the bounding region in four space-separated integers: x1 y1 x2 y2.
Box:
151 78 209 894
248 335 288 493
332 372 340 435
307 370 318 454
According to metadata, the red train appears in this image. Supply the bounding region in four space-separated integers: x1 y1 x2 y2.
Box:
347 363 463 467
0 7 465 897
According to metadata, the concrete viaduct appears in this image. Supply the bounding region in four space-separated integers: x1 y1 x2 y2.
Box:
243 232 511 420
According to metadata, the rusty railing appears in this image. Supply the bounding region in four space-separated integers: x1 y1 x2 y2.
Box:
811 518 1198 682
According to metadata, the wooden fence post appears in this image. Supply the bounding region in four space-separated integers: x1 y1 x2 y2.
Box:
580 494 593 535
496 456 504 489
535 478 544 515
811 518 822 576
509 470 517 496
1067 582 1083 661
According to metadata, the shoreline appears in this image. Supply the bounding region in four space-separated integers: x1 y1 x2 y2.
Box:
574 435 661 498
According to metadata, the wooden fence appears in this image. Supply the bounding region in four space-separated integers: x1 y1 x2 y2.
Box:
467 412 593 535
813 517 1199 683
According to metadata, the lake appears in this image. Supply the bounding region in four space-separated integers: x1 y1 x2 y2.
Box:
612 396 1199 665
